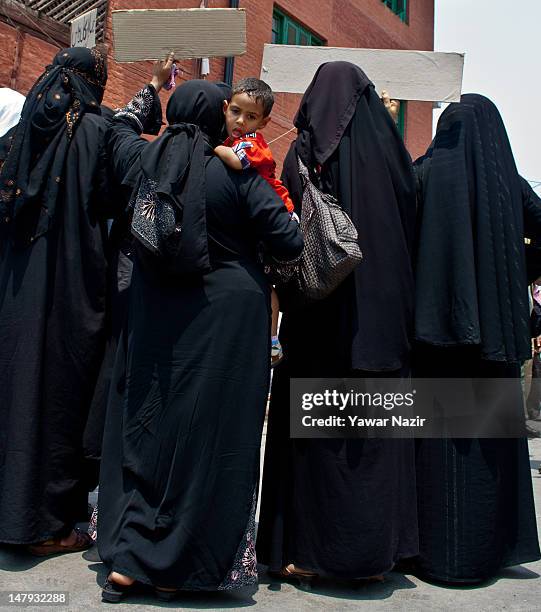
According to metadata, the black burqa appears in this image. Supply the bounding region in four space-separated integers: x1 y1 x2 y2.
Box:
0 47 109 543
97 81 303 589
257 62 419 578
413 94 541 582
84 87 227 471
84 84 234 472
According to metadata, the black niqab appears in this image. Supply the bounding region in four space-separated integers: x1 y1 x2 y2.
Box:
257 62 418 578
282 61 416 370
414 94 531 362
294 61 371 169
0 47 106 243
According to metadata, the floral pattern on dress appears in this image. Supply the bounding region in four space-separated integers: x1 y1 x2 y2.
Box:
114 86 156 132
218 488 258 590
88 504 98 541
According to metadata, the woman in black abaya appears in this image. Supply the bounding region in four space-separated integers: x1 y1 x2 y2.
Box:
413 94 541 583
0 47 109 553
256 62 418 581
97 60 303 601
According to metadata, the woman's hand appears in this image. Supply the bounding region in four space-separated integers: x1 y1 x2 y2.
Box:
381 90 400 124
150 52 176 93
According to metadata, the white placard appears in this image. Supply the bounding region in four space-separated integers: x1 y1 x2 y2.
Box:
112 8 246 63
260 45 465 103
71 9 97 49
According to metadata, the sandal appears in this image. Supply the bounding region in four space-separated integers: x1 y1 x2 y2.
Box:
28 528 92 557
101 577 138 604
353 574 385 587
154 587 179 602
269 564 318 588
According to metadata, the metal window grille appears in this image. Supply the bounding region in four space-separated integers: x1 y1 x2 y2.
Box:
22 0 109 41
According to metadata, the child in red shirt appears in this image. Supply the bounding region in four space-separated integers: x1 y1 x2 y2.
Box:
215 78 297 367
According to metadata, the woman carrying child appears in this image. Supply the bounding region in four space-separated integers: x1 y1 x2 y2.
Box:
215 77 297 366
97 57 303 601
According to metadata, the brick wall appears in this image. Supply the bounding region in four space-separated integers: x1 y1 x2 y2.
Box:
0 21 61 95
0 0 434 163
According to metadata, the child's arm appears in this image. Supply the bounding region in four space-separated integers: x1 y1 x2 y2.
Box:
214 145 243 170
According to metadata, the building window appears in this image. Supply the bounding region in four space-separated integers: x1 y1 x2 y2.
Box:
382 0 408 23
272 8 323 46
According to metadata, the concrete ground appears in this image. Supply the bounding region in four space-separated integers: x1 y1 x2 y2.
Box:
2 433 541 611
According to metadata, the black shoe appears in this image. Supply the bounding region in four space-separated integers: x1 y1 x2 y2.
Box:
101 578 136 603
154 587 179 602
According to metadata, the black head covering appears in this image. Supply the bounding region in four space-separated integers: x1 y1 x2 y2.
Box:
414 94 530 362
138 79 225 276
0 46 107 236
213 81 232 101
212 81 232 142
281 61 416 371
295 61 371 169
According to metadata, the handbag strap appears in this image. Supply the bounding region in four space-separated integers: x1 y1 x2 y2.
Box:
297 154 339 206
297 155 310 179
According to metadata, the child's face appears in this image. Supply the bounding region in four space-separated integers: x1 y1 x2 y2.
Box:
223 92 271 139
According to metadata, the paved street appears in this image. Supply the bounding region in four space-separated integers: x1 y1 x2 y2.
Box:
2 433 541 611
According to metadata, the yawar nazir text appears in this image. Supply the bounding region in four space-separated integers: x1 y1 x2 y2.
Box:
301 416 427 427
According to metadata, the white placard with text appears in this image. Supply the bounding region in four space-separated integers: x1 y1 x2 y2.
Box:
71 9 97 49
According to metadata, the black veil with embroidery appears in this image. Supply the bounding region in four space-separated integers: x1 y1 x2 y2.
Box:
0 47 111 544
0 47 107 244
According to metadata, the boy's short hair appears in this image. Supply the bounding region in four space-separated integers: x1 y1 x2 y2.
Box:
231 78 274 117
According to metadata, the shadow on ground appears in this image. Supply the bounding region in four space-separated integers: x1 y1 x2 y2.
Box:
258 567 417 602
0 545 55 572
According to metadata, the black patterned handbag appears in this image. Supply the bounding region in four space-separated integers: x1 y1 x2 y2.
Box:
278 156 363 306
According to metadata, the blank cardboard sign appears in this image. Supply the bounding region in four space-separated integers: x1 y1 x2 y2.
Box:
260 45 464 103
112 8 246 63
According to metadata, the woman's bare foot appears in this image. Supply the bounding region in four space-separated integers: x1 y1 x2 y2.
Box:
28 528 91 556
109 571 136 586
284 563 317 576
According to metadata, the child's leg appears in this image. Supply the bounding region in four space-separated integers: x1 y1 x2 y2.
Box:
271 286 280 338
270 287 283 367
